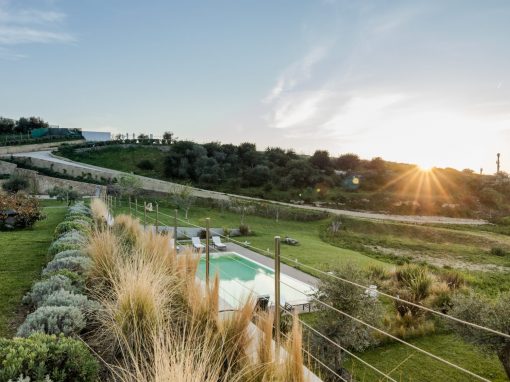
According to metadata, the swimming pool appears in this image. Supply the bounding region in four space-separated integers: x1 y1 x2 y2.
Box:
197 252 314 308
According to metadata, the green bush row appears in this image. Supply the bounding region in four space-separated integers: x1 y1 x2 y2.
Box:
5 203 99 380
0 333 98 382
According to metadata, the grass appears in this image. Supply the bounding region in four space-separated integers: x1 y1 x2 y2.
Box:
346 333 508 382
0 200 67 337
64 146 166 179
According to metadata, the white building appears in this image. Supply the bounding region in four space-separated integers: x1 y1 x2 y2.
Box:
81 131 111 142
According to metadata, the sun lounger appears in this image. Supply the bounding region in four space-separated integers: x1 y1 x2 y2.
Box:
191 236 205 251
212 236 227 251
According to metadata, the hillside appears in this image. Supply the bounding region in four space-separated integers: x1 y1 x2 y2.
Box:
58 141 510 220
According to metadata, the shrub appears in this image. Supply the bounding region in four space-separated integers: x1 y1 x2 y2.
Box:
42 270 85 290
368 264 391 282
136 159 154 170
490 247 508 257
42 256 92 275
239 224 250 236
0 194 45 230
55 230 87 244
439 270 465 289
394 264 432 301
47 241 82 258
54 221 90 238
64 213 93 225
2 174 29 193
52 249 86 261
23 275 77 307
16 306 86 337
48 186 80 203
68 202 91 216
41 290 99 313
0 333 99 382
450 292 510 378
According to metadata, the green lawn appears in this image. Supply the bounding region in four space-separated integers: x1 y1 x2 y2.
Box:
0 201 67 337
343 333 508 382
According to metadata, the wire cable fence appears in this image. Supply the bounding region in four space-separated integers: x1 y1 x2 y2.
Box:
115 199 501 382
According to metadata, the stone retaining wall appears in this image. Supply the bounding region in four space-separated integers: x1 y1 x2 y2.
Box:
0 140 85 156
0 160 105 196
0 160 17 175
16 155 230 200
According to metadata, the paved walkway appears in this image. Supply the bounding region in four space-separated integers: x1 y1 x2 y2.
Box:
10 149 488 225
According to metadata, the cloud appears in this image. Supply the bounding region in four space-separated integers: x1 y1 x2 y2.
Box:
264 46 328 102
269 90 329 129
0 1 73 54
0 26 74 45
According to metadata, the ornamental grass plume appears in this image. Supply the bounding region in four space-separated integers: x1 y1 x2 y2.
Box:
90 198 109 228
86 229 123 283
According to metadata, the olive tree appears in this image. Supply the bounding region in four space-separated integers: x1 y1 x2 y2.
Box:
171 184 195 220
308 264 384 379
450 292 510 378
114 174 143 199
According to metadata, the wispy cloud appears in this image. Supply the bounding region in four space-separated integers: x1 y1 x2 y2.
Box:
0 26 74 45
264 46 328 102
0 1 73 58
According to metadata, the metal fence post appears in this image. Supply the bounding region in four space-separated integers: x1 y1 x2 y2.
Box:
155 203 159 234
206 218 210 287
129 196 132 216
143 201 147 229
174 209 178 243
135 198 138 216
274 235 281 361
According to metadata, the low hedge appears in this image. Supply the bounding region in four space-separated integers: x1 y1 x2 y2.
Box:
16 306 86 337
40 290 99 313
0 333 99 382
47 241 83 258
52 249 86 261
41 270 85 290
42 256 92 275
53 220 91 238
22 275 77 307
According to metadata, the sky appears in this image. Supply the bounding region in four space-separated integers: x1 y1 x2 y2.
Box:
0 0 509 173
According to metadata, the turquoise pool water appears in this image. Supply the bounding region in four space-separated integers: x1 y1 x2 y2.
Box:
197 252 313 308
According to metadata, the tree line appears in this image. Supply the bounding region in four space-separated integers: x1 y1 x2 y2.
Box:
0 116 49 134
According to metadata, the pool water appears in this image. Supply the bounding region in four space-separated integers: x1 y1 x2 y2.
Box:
197 252 314 308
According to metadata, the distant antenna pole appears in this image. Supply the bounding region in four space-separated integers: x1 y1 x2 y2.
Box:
496 153 501 174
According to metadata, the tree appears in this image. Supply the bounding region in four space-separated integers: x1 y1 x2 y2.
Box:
2 174 29 193
15 117 48 133
115 174 143 198
450 292 510 378
162 131 175 144
309 264 383 377
309 150 331 171
265 147 289 167
243 165 270 187
0 117 15 134
171 184 195 220
238 142 258 167
335 154 360 171
137 133 149 139
48 186 80 204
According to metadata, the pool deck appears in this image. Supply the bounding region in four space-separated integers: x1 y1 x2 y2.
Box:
213 242 319 287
